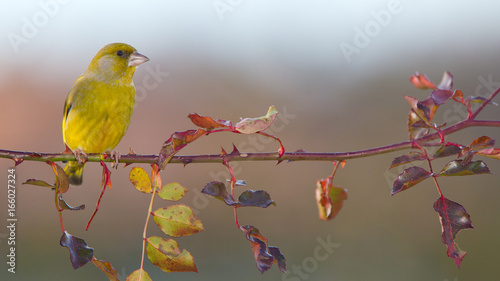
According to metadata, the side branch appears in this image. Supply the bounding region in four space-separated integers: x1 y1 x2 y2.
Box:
1 119 499 166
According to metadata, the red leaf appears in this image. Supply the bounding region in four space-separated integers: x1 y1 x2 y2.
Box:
391 166 431 196
170 129 208 149
158 129 207 169
433 196 473 268
188 113 232 130
430 89 454 105
476 147 500 160
410 72 437 89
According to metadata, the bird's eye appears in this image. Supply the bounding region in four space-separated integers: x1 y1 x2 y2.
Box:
116 50 124 57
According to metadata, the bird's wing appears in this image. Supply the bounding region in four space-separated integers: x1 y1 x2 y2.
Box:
62 75 86 144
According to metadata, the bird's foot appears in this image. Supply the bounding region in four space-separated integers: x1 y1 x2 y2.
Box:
73 149 88 165
110 151 120 169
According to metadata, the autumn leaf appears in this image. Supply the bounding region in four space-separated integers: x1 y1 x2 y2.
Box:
157 182 187 201
430 89 454 105
202 182 276 208
158 129 207 169
92 257 119 281
407 97 439 140
433 196 473 268
201 181 238 205
151 163 161 190
241 225 286 273
433 145 461 158
57 195 85 211
410 72 437 89
50 162 69 194
152 205 204 237
469 136 495 151
315 177 348 220
269 246 286 274
438 160 491 176
146 236 198 273
436 71 453 90
238 190 276 208
388 151 426 170
405 96 432 125
466 96 499 106
173 129 208 150
60 231 94 269
391 166 431 196
410 71 452 90
22 178 54 188
126 269 152 281
476 147 500 160
234 105 278 134
129 167 152 193
188 113 232 130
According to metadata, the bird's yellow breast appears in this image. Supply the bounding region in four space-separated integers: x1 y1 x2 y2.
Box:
63 78 135 154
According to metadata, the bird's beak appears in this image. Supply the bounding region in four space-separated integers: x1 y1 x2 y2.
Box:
128 52 149 67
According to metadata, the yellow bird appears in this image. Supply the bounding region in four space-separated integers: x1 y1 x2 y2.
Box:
62 43 149 185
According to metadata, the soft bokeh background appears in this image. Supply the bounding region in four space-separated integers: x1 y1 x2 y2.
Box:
1 1 500 280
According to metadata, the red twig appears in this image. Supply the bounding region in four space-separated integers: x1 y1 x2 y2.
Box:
85 161 111 230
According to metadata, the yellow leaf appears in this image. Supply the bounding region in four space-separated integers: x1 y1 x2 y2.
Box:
146 236 198 273
126 269 152 281
129 167 152 193
157 182 187 201
152 205 204 237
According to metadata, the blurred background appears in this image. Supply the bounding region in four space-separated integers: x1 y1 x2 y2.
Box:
1 1 500 280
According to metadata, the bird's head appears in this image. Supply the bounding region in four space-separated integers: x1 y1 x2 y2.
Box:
85 43 149 83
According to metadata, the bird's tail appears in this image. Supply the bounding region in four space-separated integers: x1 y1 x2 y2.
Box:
64 161 85 185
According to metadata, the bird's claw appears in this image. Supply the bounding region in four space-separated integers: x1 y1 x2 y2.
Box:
73 149 88 165
110 151 120 169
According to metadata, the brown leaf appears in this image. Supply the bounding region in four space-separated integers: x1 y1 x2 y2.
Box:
92 257 119 281
388 152 426 170
241 225 286 273
433 196 473 268
391 166 431 196
315 177 347 220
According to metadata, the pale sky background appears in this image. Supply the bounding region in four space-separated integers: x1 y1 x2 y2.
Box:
1 1 500 281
